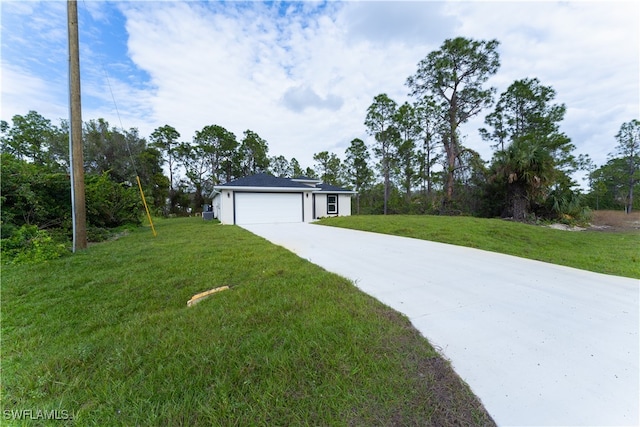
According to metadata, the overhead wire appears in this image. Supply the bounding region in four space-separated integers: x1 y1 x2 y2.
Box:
102 67 157 237
81 0 157 236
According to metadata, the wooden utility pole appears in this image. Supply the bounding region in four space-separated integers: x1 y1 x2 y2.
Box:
68 0 87 251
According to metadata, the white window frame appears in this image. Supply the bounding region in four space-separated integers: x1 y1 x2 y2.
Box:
327 194 338 214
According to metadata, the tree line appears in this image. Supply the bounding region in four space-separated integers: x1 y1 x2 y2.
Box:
359 38 638 219
1 37 638 261
307 38 638 219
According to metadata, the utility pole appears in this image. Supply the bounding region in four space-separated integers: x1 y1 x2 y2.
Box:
68 0 87 251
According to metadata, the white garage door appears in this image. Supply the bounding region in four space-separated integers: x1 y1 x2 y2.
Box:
234 192 303 224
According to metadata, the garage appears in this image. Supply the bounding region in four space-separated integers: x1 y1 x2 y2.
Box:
212 173 353 225
234 192 303 224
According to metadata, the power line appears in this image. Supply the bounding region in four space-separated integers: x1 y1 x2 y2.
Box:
101 64 139 176
78 0 156 237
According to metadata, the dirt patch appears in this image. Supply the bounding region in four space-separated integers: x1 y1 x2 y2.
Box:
545 211 640 233
547 223 587 231
588 210 640 233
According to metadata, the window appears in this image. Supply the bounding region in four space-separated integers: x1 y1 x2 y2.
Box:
327 194 338 214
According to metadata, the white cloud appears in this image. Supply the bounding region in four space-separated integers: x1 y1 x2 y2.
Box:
117 1 423 164
281 85 344 112
445 1 639 165
1 0 637 175
0 63 67 122
340 1 456 46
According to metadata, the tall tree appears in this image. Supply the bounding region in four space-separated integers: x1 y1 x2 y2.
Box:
2 110 69 166
482 78 575 220
454 148 487 214
365 93 398 214
393 102 420 203
46 119 71 171
150 125 180 191
414 96 443 201
137 146 170 212
290 158 305 178
611 119 640 213
270 155 291 177
176 142 211 212
407 37 500 206
238 129 269 177
313 151 344 186
194 125 238 184
588 157 640 211
83 119 147 184
0 120 8 138
303 167 318 179
345 138 373 214
480 78 568 154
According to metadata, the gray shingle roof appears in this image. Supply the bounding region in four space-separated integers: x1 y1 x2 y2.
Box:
316 183 354 193
216 173 355 192
219 173 310 188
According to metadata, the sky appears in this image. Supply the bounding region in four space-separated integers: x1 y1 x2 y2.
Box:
1 0 638 183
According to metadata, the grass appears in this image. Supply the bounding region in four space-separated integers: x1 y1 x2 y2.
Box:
316 214 640 279
1 217 494 426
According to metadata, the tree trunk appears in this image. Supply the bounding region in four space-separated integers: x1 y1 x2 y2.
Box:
442 136 456 211
383 150 389 215
626 181 633 214
384 170 389 215
426 147 433 197
405 176 411 205
445 95 459 205
510 184 528 221
168 156 174 191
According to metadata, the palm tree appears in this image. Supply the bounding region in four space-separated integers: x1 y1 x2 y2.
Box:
491 137 554 220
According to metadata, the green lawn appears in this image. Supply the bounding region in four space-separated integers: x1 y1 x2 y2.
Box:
1 218 494 426
317 215 640 279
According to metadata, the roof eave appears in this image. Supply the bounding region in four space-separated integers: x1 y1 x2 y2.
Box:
291 178 321 184
213 185 316 192
315 190 357 194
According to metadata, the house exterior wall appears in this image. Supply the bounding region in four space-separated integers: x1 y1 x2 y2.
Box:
338 194 352 216
212 193 221 219
215 186 352 224
303 192 313 223
218 190 235 225
314 193 352 218
216 189 316 225
314 193 328 218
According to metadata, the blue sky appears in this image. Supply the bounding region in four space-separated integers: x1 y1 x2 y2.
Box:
1 1 638 181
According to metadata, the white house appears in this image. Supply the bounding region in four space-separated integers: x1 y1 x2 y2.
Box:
211 173 355 225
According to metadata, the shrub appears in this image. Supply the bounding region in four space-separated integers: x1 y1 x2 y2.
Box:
0 153 71 229
85 172 142 228
1 225 69 264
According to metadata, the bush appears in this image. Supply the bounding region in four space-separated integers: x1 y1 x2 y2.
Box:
539 185 592 225
1 225 69 264
0 153 71 229
85 172 142 228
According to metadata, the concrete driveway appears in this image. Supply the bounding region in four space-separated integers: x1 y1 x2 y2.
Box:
242 222 639 426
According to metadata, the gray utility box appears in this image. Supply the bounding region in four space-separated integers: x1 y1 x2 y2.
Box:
202 212 214 221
